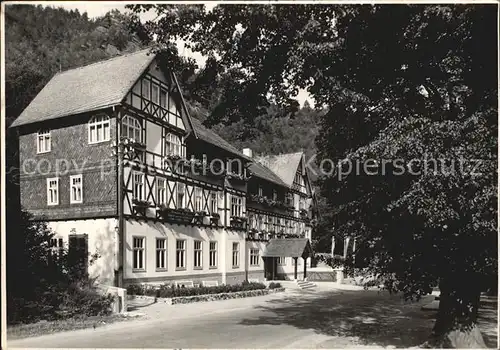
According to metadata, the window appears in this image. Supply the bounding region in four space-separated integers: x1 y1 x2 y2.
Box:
210 192 217 214
142 79 150 100
232 242 239 267
156 178 166 205
258 186 263 196
156 238 167 270
248 213 256 229
37 130 51 153
176 183 185 208
121 115 142 142
70 175 83 204
209 241 217 268
258 215 264 230
88 114 110 144
194 240 202 269
50 237 64 257
278 256 286 265
273 190 277 201
133 237 145 270
176 240 186 269
287 193 294 207
152 83 160 105
160 89 167 108
165 133 182 157
194 188 202 212
227 159 242 175
299 197 305 210
250 248 260 266
47 178 59 205
133 172 144 200
231 195 243 218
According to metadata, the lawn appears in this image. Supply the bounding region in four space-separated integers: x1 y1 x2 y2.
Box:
7 313 143 340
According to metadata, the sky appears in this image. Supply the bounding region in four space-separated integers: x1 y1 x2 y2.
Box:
40 1 313 107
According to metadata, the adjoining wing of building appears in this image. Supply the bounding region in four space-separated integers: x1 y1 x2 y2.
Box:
10 49 317 288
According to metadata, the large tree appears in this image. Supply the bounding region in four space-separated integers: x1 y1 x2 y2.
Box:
130 4 497 347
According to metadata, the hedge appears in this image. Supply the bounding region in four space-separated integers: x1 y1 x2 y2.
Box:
127 281 267 298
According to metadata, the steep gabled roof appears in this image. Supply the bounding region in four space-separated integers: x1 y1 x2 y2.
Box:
255 152 304 187
248 161 288 188
10 49 156 127
190 118 251 161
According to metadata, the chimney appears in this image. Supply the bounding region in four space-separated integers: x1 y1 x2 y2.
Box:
243 148 253 158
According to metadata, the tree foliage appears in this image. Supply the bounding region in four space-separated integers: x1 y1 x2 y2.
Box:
131 4 497 346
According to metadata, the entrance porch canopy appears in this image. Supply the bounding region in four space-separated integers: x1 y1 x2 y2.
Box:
262 238 314 259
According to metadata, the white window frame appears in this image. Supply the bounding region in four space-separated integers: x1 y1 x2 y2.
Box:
37 130 51 154
165 133 183 157
133 172 145 201
152 83 160 105
121 115 142 142
258 186 263 196
232 242 240 268
250 248 260 266
160 88 167 108
88 114 111 144
133 236 146 271
47 177 59 206
194 187 203 212
142 79 150 100
210 192 218 214
156 177 166 206
70 174 83 204
194 240 203 269
176 239 186 269
156 238 167 270
231 195 243 218
209 241 217 268
176 183 185 209
278 256 286 266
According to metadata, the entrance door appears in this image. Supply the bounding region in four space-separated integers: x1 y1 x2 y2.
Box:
68 234 88 279
264 257 277 280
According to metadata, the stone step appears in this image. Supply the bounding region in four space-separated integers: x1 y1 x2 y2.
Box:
296 280 317 290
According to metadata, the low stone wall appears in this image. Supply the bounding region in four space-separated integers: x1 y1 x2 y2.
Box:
307 270 337 282
128 287 285 306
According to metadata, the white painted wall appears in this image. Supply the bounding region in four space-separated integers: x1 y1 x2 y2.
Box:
48 218 118 285
124 220 240 280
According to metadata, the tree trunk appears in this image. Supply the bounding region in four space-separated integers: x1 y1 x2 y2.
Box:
422 277 486 348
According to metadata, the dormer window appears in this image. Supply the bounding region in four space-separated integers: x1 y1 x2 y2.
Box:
37 130 51 154
88 114 110 144
121 115 142 142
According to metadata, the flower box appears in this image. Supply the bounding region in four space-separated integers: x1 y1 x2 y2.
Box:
209 212 220 226
157 207 195 224
132 199 150 215
230 216 247 229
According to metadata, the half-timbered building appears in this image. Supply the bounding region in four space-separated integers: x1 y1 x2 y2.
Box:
11 49 316 288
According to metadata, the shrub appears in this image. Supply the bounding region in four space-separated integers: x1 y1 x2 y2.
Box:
6 209 115 324
268 282 282 289
58 280 115 318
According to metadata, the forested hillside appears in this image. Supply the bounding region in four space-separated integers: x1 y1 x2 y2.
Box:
5 5 150 125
